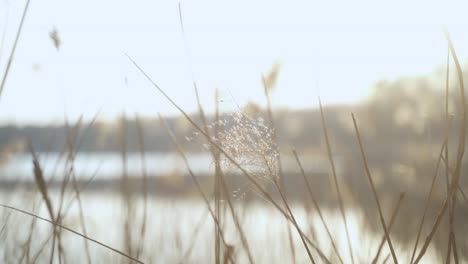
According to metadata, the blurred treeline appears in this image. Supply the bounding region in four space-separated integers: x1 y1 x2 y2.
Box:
0 67 465 157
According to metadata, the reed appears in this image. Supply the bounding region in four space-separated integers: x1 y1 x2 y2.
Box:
413 28 467 264
0 0 31 98
319 99 355 264
351 113 398 264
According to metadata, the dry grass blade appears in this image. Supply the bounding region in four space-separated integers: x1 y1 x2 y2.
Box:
444 43 457 264
271 177 316 264
135 115 149 261
319 99 354 264
383 254 391 264
0 210 12 237
193 85 222 264
351 113 398 264
129 55 330 263
0 1 11 63
73 110 101 157
0 204 144 264
440 155 468 205
447 200 458 264
214 89 222 264
293 150 344 264
440 154 462 264
31 230 54 263
0 0 31 98
262 63 297 264
179 208 210 263
413 28 467 264
67 135 93 264
445 44 451 196
18 204 37 263
62 164 101 219
445 42 451 205
56 115 91 264
443 28 467 199
371 192 405 264
409 141 446 264
451 232 459 263
119 115 135 262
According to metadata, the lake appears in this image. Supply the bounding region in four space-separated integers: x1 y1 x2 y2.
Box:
0 152 446 263
0 191 441 263
0 152 339 180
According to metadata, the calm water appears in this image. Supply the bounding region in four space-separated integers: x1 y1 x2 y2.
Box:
0 191 440 263
0 152 442 263
0 152 338 180
0 152 214 180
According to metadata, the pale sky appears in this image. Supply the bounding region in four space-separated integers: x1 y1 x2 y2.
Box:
1 0 468 124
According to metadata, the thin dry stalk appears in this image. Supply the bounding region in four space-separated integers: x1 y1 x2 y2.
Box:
444 43 458 264
62 164 101 218
0 210 11 238
19 195 50 263
445 43 451 196
0 1 11 63
73 110 101 157
31 231 54 263
441 154 468 263
214 90 222 264
69 174 92 263
446 228 453 264
440 155 468 205
451 231 459 263
193 85 223 264
319 99 355 264
62 116 92 264
179 208 210 262
0 0 31 98
271 177 315 264
56 117 83 219
119 115 135 261
135 115 149 261
71 126 93 264
383 254 391 264
351 113 398 264
129 56 330 263
286 216 297 264
262 66 297 264
371 192 405 264
413 29 467 264
447 198 459 264
293 150 344 264
0 203 144 264
60 112 102 223
18 202 36 264
439 151 461 264
409 141 447 264
446 216 453 263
